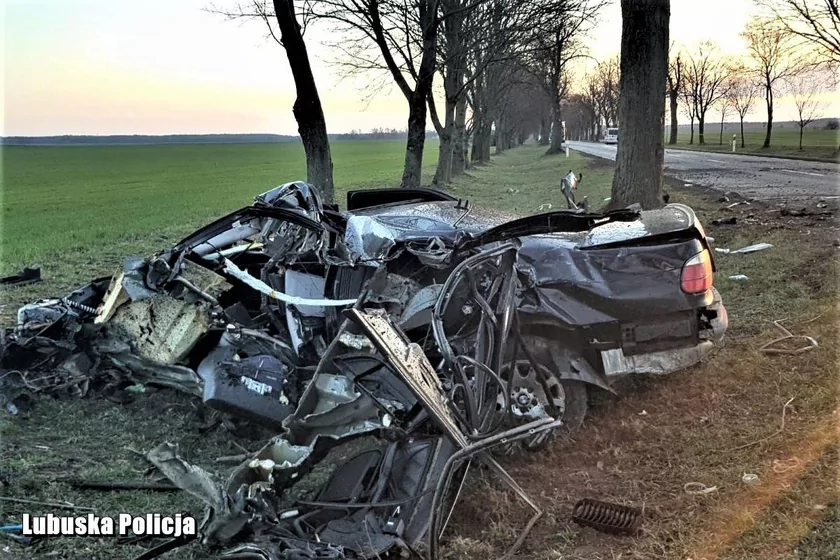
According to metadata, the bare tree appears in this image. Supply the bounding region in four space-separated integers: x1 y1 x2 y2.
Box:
609 0 669 209
495 72 547 150
742 18 799 148
683 43 730 145
562 93 597 140
313 0 441 189
590 57 620 128
209 0 335 202
717 95 732 145
726 70 760 147
679 68 699 144
756 0 840 68
786 70 827 149
526 0 608 155
582 72 604 139
666 46 683 145
430 0 531 181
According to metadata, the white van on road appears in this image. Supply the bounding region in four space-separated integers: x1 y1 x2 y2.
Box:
603 127 619 144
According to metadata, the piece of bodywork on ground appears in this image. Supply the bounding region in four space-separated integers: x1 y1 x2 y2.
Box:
0 267 42 287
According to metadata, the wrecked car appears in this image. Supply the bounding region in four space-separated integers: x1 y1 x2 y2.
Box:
2 181 727 437
1 181 728 558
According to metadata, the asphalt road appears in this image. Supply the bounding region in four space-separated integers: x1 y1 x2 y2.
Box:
566 141 839 202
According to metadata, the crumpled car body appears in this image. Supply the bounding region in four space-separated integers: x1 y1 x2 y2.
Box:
2 181 727 428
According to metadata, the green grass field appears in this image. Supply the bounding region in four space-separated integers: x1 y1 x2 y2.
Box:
0 140 441 280
667 126 840 161
0 141 612 297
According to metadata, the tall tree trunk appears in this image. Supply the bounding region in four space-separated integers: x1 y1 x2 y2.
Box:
433 126 453 185
799 126 804 150
496 114 507 155
400 0 438 188
481 111 494 161
609 0 669 210
453 97 467 174
719 112 724 145
369 0 438 188
763 85 773 148
432 94 456 185
432 0 464 186
403 91 428 188
273 0 334 202
472 110 490 163
739 116 745 147
689 117 695 144
669 91 679 144
547 107 564 154
698 114 706 145
539 117 551 145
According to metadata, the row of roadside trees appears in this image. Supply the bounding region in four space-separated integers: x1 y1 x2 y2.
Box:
212 0 837 207
211 0 616 203
570 1 839 152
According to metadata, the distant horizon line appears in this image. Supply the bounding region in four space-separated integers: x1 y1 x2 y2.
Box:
2 117 836 139
0 130 436 139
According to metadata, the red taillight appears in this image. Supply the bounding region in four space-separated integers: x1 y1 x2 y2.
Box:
681 250 713 294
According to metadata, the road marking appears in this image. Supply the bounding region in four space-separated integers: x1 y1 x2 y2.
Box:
707 158 726 163
779 169 825 177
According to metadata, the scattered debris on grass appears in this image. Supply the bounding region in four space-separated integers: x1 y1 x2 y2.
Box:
0 268 42 288
759 319 819 356
715 243 774 255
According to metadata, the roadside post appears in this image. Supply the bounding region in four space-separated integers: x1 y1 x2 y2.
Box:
566 145 570 157
732 134 737 152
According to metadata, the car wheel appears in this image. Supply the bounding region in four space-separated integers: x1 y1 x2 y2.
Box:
499 358 589 452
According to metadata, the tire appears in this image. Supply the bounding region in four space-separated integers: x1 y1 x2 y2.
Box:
556 379 588 433
516 335 590 434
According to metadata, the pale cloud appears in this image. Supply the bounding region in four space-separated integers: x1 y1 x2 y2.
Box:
2 0 837 136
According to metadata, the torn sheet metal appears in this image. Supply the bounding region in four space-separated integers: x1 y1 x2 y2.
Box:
344 215 397 263
146 442 250 543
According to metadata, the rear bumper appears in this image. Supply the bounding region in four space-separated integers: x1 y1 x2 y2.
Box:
601 288 728 377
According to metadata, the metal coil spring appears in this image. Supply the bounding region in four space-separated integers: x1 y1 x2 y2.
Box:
571 498 642 534
62 298 97 315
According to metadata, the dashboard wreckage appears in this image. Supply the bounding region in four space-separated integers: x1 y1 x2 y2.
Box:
1 182 728 558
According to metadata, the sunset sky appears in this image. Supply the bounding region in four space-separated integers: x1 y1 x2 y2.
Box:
3 0 838 136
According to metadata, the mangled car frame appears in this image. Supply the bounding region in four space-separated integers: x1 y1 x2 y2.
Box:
2 182 728 557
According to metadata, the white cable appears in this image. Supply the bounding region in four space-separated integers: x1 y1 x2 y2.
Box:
222 258 357 307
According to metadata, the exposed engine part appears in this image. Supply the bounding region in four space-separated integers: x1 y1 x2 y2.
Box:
61 298 97 315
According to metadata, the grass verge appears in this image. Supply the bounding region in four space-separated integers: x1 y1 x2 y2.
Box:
666 128 840 162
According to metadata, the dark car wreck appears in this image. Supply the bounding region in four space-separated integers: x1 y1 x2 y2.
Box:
1 181 727 558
